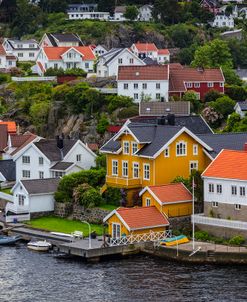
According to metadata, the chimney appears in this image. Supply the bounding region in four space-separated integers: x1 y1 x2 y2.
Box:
167 113 175 126
56 135 64 149
244 143 247 152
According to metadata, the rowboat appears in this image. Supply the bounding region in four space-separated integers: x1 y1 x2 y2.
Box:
160 235 189 246
0 235 22 245
27 240 52 252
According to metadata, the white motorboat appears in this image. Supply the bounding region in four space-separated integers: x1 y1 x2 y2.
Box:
27 240 52 252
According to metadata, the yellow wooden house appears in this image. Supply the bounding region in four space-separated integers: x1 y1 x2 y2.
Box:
100 120 212 204
103 206 169 238
139 183 193 217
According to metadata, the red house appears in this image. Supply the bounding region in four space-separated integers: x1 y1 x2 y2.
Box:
169 63 225 100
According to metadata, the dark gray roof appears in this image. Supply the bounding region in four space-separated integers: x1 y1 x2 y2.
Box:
139 101 190 117
235 69 247 79
143 57 158 65
34 139 77 161
237 101 247 110
131 115 213 134
198 132 247 158
0 160 15 181
21 178 60 195
103 48 124 65
47 33 83 46
50 162 74 171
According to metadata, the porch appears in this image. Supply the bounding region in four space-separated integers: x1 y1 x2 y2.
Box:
106 175 142 188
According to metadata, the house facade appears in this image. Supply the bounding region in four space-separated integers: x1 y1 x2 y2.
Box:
67 11 110 20
39 33 83 48
36 46 96 75
114 6 127 21
96 48 145 77
0 44 16 70
3 39 39 62
117 65 169 102
234 101 247 118
212 14 234 28
138 5 153 21
169 64 225 100
91 45 108 56
13 138 96 181
192 149 247 239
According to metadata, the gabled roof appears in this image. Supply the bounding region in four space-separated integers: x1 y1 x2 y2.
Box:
46 33 83 46
0 124 8 152
140 183 192 204
115 6 126 13
0 159 15 181
139 101 190 117
198 132 247 158
50 162 74 171
20 178 60 195
133 43 158 52
158 49 170 55
34 139 77 161
118 65 168 81
43 46 95 61
0 44 6 56
202 149 247 181
9 133 38 156
104 206 169 231
236 101 247 111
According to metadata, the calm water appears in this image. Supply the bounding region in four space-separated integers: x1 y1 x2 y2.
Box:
0 244 247 302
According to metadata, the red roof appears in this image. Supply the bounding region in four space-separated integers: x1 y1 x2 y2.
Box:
169 65 224 92
146 183 192 203
158 49 170 55
116 206 169 230
43 46 96 61
37 61 45 73
87 143 98 151
134 43 158 52
107 125 122 133
0 121 16 133
10 133 37 156
118 65 169 81
0 124 8 152
0 44 6 56
202 149 247 181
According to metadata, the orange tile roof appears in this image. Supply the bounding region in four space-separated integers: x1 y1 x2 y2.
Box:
147 183 192 203
37 61 45 73
0 121 16 133
158 49 170 55
202 149 247 181
134 43 158 52
118 65 169 81
116 206 169 230
43 46 96 61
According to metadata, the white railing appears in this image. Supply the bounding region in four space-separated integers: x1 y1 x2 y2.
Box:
192 214 247 230
0 192 13 202
6 213 30 223
110 230 172 246
5 202 29 214
11 76 57 82
95 88 117 94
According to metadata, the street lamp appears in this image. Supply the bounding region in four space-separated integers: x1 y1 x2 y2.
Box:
81 220 92 249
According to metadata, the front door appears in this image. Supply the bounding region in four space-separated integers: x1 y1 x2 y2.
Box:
112 223 121 239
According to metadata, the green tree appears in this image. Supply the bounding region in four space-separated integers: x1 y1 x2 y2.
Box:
182 90 202 113
39 0 68 13
153 0 181 24
191 39 233 69
97 114 109 135
29 99 51 128
124 5 139 21
224 112 241 132
98 0 115 15
222 67 242 86
203 89 221 103
209 95 235 118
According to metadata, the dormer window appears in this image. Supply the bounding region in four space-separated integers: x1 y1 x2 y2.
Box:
132 142 138 154
123 141 130 154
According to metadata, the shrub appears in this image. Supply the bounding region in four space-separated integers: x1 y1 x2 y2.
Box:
225 85 247 101
204 89 221 103
79 188 103 208
228 235 245 246
106 95 133 113
202 106 223 127
209 96 235 118
194 231 210 241
0 73 9 84
118 105 139 119
182 90 201 113
54 191 71 203
96 114 109 134
103 187 121 206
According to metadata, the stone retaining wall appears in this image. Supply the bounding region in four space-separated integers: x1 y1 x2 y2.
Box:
30 211 54 219
0 199 8 210
73 204 110 224
196 224 247 240
169 216 191 232
54 202 73 218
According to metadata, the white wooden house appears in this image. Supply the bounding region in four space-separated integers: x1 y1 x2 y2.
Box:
3 39 39 62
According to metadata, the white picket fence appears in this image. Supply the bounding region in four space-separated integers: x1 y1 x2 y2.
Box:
110 230 172 246
11 76 57 82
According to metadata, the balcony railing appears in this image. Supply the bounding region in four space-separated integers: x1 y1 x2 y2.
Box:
5 202 29 214
6 213 30 223
106 175 142 188
192 214 247 231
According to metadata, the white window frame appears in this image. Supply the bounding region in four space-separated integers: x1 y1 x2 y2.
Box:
194 82 200 88
176 141 187 157
122 161 128 177
39 157 44 165
220 82 224 87
123 83 128 90
212 201 218 207
22 170 30 178
156 83 160 89
186 82 193 88
123 141 130 155
18 194 25 206
207 82 214 88
22 156 30 164
189 161 198 174
240 186 245 197
39 171 44 179
142 83 147 89
209 183 214 193
216 184 222 194
235 204 241 210
133 83 138 89
76 154 81 162
193 144 198 156
112 223 121 238
231 185 237 196
131 142 138 154
134 93 139 100
146 197 151 207
164 147 170 158
143 163 150 180
132 162 139 179
112 160 118 176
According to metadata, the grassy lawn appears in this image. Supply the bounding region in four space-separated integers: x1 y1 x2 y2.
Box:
98 204 116 211
0 188 12 195
26 216 104 236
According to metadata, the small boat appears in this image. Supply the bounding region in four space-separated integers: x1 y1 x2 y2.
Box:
0 235 22 245
27 240 52 252
160 235 189 246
